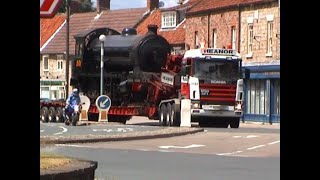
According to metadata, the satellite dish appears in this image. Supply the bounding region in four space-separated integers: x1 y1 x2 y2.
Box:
159 1 165 8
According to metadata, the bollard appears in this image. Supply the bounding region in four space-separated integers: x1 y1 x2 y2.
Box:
180 99 191 127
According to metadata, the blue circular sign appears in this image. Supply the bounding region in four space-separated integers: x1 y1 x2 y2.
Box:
95 95 111 110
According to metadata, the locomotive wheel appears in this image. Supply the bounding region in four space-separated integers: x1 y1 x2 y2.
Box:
48 107 56 123
55 107 64 123
166 103 173 126
159 104 167 126
230 118 240 128
40 107 49 123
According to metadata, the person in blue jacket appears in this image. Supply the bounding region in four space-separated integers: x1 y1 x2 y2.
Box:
64 88 81 119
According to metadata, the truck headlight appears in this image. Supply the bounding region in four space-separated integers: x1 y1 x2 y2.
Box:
192 102 200 109
235 102 242 111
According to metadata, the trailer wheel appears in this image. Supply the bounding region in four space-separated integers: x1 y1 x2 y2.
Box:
159 104 167 126
172 103 181 126
55 107 64 123
167 103 173 126
48 107 56 123
230 118 240 128
40 107 49 123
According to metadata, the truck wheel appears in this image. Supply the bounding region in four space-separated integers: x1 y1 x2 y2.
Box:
159 104 167 126
230 118 240 128
48 107 56 123
55 107 64 123
167 103 174 126
40 107 49 123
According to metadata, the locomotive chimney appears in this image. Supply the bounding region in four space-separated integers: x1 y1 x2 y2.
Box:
147 24 158 35
147 0 159 11
97 0 110 13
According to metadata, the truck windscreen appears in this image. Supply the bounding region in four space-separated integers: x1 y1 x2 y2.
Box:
193 59 240 82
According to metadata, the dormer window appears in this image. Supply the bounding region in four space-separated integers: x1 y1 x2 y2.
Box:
161 12 177 28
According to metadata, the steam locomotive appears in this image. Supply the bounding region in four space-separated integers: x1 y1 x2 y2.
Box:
71 25 173 108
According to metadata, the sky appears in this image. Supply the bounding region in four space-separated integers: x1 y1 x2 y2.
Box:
92 0 180 9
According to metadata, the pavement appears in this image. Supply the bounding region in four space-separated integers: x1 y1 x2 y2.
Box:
40 116 279 145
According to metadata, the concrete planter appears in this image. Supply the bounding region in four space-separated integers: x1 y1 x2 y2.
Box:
40 159 98 180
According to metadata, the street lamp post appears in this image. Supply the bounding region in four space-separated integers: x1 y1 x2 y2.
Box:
99 34 106 95
65 0 70 98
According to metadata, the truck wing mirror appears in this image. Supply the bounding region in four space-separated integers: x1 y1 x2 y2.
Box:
179 65 191 76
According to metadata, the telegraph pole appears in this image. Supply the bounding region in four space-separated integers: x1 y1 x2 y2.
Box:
65 0 70 98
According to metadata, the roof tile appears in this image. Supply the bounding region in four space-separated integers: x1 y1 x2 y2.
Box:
41 8 149 54
188 0 277 14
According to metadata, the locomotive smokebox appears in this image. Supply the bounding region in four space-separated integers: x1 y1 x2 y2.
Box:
89 25 172 72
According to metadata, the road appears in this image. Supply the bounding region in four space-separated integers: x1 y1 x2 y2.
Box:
41 120 280 180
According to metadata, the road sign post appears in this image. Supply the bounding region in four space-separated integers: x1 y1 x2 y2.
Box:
95 95 112 122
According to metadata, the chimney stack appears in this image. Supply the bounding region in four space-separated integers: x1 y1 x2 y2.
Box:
97 0 110 13
147 0 159 11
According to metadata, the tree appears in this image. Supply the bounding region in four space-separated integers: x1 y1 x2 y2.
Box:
58 0 95 13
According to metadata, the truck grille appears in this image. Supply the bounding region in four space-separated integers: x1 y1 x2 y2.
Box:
199 84 236 105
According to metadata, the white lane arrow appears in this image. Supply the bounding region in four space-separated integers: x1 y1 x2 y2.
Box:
159 144 205 149
99 98 109 108
54 126 68 135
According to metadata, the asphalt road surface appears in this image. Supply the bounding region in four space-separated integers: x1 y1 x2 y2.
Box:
41 121 280 180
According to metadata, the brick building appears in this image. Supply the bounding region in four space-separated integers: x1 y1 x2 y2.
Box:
185 0 280 123
40 0 158 100
240 0 280 123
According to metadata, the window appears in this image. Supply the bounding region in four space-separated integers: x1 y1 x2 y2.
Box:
43 55 49 71
247 24 253 57
57 55 64 71
266 21 273 56
246 80 266 115
231 26 236 50
195 31 199 48
161 12 176 28
212 29 217 48
57 60 63 70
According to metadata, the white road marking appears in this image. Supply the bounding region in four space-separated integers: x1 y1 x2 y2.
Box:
55 144 92 148
92 128 133 133
233 136 241 138
53 126 68 135
40 130 44 133
158 150 171 153
159 144 205 149
247 144 266 150
217 151 243 156
246 135 258 138
233 135 259 138
93 129 113 132
268 140 280 145
217 139 280 156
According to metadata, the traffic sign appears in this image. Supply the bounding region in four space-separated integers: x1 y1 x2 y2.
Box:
95 95 111 111
40 0 63 18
